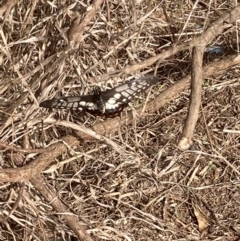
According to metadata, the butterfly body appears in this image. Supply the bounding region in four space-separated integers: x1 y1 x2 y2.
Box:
40 75 159 118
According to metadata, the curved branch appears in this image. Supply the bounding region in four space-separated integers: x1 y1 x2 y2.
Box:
93 6 240 82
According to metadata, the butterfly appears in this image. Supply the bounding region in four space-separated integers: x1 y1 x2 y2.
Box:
40 75 159 118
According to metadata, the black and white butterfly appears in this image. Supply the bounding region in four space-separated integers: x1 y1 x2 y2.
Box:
40 75 159 118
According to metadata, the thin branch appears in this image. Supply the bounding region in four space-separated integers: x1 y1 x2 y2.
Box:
0 135 80 182
31 174 94 241
178 46 205 150
43 118 129 156
0 141 51 153
0 0 16 16
92 6 240 82
1 54 239 183
90 54 240 136
68 0 105 45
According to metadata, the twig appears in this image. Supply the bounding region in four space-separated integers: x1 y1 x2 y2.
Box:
178 46 205 150
43 118 128 156
68 0 105 45
31 174 94 241
4 182 25 220
92 6 240 82
0 135 80 182
90 54 240 136
0 141 51 153
0 54 238 183
0 0 16 16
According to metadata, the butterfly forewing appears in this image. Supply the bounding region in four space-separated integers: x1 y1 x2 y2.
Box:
40 95 98 112
101 75 159 110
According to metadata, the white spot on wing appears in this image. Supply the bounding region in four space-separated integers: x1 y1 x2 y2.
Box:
106 102 122 110
121 92 129 97
86 102 94 107
85 102 97 110
106 102 115 110
114 84 129 92
79 101 86 106
114 93 121 99
72 102 79 108
130 86 138 91
108 98 116 104
137 84 145 89
126 89 134 94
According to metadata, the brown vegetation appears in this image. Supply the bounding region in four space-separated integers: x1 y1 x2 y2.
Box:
0 0 240 240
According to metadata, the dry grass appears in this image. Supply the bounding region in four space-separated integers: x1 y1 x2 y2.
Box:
0 0 240 240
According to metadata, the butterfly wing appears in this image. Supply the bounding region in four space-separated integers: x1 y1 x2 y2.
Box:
40 75 159 117
101 75 159 113
40 95 99 113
